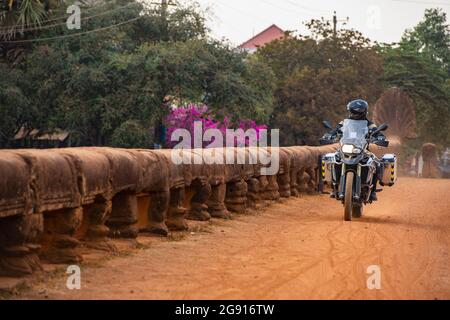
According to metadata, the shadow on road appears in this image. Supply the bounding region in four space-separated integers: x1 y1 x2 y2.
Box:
355 215 444 232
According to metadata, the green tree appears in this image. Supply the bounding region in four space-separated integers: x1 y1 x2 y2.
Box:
257 20 383 145
379 8 450 145
0 0 275 148
0 63 31 146
111 120 152 148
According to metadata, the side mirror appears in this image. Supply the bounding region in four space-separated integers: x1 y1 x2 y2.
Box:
322 120 333 130
374 140 389 148
372 123 388 136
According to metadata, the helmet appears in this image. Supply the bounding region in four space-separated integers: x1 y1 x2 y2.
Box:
347 99 369 120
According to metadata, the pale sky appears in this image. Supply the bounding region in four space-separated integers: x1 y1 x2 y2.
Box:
192 0 450 46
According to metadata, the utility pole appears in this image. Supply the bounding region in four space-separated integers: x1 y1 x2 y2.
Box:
150 0 176 40
152 0 176 11
333 11 337 38
150 0 177 148
332 11 349 38
161 0 168 17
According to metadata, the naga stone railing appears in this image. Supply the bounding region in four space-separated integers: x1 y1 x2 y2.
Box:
0 145 337 277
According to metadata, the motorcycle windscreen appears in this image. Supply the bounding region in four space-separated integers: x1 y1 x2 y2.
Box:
340 119 369 150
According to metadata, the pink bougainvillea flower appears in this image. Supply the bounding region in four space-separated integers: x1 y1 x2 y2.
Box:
164 104 268 148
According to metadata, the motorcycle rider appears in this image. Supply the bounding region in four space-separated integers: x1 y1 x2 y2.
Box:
329 99 386 201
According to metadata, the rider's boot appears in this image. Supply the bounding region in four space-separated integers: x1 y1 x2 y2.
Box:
370 190 378 201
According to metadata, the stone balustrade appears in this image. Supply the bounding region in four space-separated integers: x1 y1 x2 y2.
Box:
0 145 337 277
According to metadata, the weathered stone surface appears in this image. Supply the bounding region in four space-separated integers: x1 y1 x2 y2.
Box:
40 208 83 264
0 214 43 277
56 149 112 205
373 87 417 140
0 152 33 218
107 192 139 239
277 148 292 198
207 183 230 218
285 147 308 197
83 199 117 252
149 149 188 232
12 150 81 213
0 145 339 278
225 180 248 213
422 143 440 179
166 188 188 231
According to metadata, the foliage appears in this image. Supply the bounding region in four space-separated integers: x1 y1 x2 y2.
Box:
0 63 31 146
257 20 383 145
0 0 275 148
378 8 450 145
1 2 449 149
111 119 152 148
164 104 268 148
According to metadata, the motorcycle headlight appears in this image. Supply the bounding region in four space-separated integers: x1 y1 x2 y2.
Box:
342 144 362 154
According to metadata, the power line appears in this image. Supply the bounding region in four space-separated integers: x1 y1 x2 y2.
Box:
259 0 312 18
0 2 140 32
283 0 329 14
0 0 125 28
391 0 450 6
214 0 273 25
0 15 143 44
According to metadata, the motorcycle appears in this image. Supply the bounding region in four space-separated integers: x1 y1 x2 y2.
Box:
319 119 396 221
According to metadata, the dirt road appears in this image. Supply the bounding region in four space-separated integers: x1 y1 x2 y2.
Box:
13 178 450 300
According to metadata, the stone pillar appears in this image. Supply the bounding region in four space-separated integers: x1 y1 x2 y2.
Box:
166 188 188 231
246 178 262 210
225 180 248 214
305 168 317 193
0 214 43 277
41 208 83 264
107 193 138 239
83 199 116 252
296 168 307 194
290 170 300 197
207 183 230 219
277 172 291 198
186 179 212 221
261 175 280 201
145 190 170 236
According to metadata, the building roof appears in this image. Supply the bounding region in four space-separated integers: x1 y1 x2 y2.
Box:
239 24 285 51
14 127 69 141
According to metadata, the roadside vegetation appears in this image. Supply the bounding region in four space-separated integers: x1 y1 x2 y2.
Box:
0 1 448 149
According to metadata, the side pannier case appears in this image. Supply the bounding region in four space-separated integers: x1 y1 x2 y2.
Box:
321 153 337 184
380 154 397 187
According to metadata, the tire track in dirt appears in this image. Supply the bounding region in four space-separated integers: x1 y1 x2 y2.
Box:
11 178 450 300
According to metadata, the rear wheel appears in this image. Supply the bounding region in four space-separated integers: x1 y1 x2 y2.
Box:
352 203 363 218
344 172 354 221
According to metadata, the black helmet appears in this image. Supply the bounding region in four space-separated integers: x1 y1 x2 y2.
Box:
347 99 369 120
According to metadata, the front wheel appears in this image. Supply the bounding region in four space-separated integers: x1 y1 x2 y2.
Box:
344 171 354 221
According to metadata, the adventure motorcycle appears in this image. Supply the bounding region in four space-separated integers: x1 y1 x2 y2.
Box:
319 119 397 221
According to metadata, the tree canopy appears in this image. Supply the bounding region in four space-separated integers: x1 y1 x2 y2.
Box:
0 2 449 150
257 20 383 145
378 8 450 146
0 0 274 148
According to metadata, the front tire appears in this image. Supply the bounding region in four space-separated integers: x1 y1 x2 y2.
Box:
344 172 354 221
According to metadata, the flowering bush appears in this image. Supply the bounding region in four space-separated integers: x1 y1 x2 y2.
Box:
164 104 268 148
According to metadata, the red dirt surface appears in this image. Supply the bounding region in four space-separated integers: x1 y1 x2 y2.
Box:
12 178 450 300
